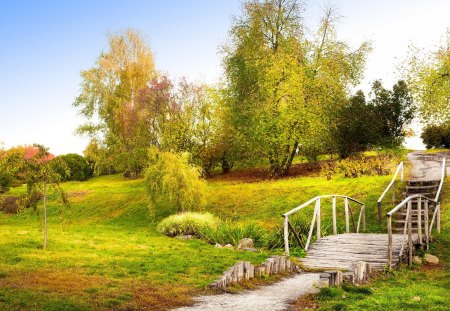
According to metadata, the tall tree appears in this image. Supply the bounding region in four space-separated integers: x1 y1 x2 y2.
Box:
74 29 157 178
223 1 370 175
404 29 450 124
370 80 415 147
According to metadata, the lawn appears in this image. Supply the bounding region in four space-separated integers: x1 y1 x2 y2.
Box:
0 171 394 310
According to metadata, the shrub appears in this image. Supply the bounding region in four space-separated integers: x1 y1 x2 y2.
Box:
321 155 396 179
145 148 207 214
51 154 93 181
199 222 267 248
157 212 220 237
421 124 450 149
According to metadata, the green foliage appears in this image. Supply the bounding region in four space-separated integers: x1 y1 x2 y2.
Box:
321 155 396 179
333 81 415 158
333 91 380 158
370 80 415 147
157 212 220 237
223 1 371 176
199 222 267 248
404 29 450 124
51 154 93 181
145 148 207 215
74 30 158 178
421 123 450 149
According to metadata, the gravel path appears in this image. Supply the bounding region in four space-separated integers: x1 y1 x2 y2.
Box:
407 151 450 181
174 273 321 311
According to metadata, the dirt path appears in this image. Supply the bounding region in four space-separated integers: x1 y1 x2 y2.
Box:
174 273 321 311
407 151 450 180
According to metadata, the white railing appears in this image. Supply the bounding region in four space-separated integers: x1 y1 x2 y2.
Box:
377 161 404 223
386 157 446 268
282 195 365 256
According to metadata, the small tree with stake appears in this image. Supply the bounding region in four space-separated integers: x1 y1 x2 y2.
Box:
21 145 70 249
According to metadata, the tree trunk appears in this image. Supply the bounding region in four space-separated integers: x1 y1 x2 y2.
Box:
221 156 231 174
43 181 47 249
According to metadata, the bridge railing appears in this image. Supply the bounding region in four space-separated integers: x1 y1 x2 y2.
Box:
386 157 446 268
282 195 365 256
377 161 404 224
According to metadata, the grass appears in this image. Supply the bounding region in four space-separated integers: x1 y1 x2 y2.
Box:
0 168 398 310
294 176 450 311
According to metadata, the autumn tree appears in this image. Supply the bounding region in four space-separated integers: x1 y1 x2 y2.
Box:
404 29 450 124
74 29 157 178
223 1 370 175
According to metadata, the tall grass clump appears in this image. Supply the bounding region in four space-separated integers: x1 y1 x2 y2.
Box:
200 222 267 248
157 212 220 237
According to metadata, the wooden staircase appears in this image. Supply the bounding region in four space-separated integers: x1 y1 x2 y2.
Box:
393 180 440 233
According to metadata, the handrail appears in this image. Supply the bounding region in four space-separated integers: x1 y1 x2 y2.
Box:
386 193 439 268
282 195 365 256
377 161 403 223
435 157 446 202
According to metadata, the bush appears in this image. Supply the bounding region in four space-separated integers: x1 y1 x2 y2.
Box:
157 212 220 237
145 148 207 214
421 124 450 149
321 155 396 179
51 154 93 181
200 222 267 248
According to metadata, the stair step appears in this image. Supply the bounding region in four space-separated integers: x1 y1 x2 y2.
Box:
407 180 440 186
403 192 434 198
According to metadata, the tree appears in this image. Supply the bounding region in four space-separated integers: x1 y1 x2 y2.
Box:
144 148 207 218
370 80 415 147
421 123 450 149
74 29 157 178
223 1 370 176
404 29 450 124
5 145 70 249
333 91 379 158
51 154 93 181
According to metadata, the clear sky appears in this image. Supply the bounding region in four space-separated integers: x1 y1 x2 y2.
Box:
0 0 449 155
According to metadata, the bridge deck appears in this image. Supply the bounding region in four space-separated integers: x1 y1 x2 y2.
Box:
299 233 418 271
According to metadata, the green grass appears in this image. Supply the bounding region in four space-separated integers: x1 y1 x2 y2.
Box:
424 148 450 154
297 177 450 311
0 172 395 310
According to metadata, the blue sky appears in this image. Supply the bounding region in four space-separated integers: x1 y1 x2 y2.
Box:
0 0 449 154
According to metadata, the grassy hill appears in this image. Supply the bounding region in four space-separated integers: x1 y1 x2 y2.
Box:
0 170 405 310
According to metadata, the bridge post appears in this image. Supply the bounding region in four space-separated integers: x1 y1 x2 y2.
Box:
408 200 413 266
387 215 392 269
417 197 422 245
437 203 441 234
284 216 289 256
344 197 350 233
424 200 429 250
332 196 337 235
316 198 321 239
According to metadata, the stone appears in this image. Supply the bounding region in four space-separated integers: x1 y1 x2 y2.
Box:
175 235 194 239
413 256 422 264
237 238 254 250
224 244 234 249
424 254 439 264
215 243 223 248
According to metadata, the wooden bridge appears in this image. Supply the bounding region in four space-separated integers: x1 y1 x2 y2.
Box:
283 158 446 271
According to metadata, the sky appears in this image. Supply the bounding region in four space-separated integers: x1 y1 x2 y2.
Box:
0 0 449 155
